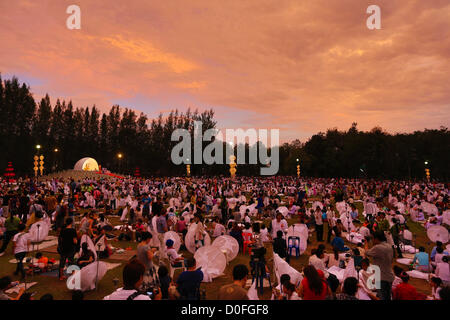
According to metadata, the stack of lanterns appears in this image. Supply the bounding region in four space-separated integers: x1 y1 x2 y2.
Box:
425 168 430 181
229 155 237 179
4 162 16 183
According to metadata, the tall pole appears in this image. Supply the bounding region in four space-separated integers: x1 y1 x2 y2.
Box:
424 161 430 182
296 158 300 178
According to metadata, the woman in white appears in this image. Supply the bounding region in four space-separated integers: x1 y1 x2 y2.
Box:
12 224 31 279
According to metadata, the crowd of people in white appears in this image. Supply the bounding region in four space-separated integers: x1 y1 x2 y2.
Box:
0 175 449 300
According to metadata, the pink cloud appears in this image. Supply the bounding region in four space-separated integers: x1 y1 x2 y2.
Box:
0 0 449 142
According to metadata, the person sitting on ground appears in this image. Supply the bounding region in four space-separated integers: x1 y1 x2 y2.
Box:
176 257 204 300
217 264 249 300
392 272 426 300
435 256 450 286
277 281 300 300
412 246 431 273
297 265 330 300
134 219 146 242
77 242 95 268
430 277 444 300
392 265 404 290
30 252 52 274
0 276 24 300
336 277 359 300
103 259 162 300
210 217 226 237
331 228 349 252
118 223 133 241
309 248 329 278
325 274 340 300
272 274 292 300
430 241 448 262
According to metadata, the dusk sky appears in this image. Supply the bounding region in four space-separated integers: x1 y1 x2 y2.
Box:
1 0 449 142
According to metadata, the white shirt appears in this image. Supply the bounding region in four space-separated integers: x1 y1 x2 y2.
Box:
272 219 288 238
13 232 30 254
167 248 181 265
103 288 151 300
435 262 450 283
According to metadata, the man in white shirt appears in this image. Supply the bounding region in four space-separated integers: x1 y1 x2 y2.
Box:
12 224 30 279
272 212 288 239
104 259 161 300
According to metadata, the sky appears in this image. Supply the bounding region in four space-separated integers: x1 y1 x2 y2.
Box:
1 0 449 143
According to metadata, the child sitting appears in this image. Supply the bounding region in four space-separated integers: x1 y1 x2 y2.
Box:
32 252 51 274
166 239 184 267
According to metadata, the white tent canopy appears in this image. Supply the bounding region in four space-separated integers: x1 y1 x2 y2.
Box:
74 157 99 171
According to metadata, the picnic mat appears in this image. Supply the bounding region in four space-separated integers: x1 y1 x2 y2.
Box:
108 250 136 261
5 282 38 294
27 239 59 252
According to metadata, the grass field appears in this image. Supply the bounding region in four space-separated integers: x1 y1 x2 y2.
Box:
0 200 435 300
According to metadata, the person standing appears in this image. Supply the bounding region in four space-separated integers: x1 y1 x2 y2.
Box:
0 212 21 256
365 231 395 300
314 207 324 242
12 224 31 279
136 232 157 275
58 218 78 281
156 210 168 259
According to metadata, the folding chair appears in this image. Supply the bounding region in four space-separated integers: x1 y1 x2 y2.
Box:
288 236 300 258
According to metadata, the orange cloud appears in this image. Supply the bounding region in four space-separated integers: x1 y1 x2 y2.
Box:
0 0 449 142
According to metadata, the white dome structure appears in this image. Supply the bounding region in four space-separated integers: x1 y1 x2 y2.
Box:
74 157 99 171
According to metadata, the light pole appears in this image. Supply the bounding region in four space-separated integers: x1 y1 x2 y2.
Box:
424 161 430 182
186 158 191 177
117 153 123 173
54 148 59 172
34 145 43 177
296 158 300 178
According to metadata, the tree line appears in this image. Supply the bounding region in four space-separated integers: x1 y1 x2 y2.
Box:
1 75 449 180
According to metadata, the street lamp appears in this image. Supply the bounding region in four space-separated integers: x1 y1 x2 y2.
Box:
424 161 430 182
296 158 300 177
186 158 191 177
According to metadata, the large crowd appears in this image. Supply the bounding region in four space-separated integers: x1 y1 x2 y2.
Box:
0 175 449 300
